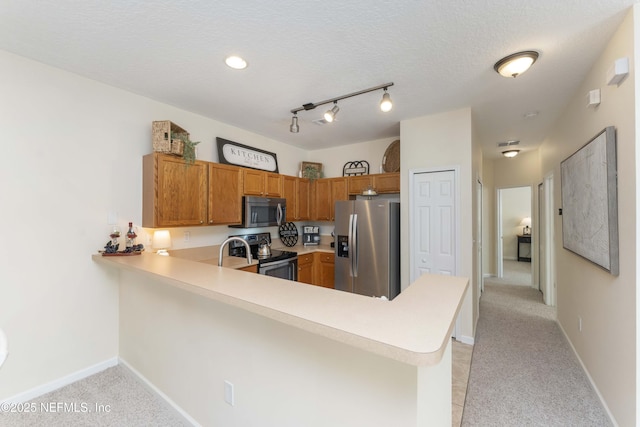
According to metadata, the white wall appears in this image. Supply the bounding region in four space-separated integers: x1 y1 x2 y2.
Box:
538 8 636 425
119 270 450 426
400 108 475 342
309 137 398 178
0 49 308 400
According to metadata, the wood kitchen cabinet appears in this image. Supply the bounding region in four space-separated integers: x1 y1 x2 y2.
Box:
243 169 282 197
208 163 243 225
238 264 258 273
142 153 208 228
348 173 400 195
297 253 314 284
313 177 347 221
283 175 310 221
313 252 335 289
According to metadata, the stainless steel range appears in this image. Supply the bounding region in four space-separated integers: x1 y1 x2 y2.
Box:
228 232 298 281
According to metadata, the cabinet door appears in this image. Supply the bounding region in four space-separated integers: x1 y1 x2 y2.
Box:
330 178 348 221
143 153 207 227
264 173 282 197
314 252 335 288
374 173 400 193
282 175 297 219
297 254 314 284
297 178 310 221
208 163 243 225
243 169 265 196
314 179 332 221
348 175 373 195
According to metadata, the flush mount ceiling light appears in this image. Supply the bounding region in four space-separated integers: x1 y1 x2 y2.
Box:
289 82 393 133
324 102 340 122
502 149 520 158
225 55 247 70
494 51 539 78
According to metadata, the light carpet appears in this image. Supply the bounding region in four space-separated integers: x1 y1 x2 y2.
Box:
462 284 611 426
0 366 189 427
483 259 532 287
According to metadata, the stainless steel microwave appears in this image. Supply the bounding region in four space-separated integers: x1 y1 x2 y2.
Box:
232 196 286 228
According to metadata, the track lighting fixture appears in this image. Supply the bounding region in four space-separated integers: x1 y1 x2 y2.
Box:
289 113 299 133
324 102 339 123
380 89 393 112
289 82 394 133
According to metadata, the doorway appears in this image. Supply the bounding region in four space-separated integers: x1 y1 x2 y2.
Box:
496 186 532 286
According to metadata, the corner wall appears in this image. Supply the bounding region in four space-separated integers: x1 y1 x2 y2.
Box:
0 49 307 401
538 8 637 425
400 108 475 341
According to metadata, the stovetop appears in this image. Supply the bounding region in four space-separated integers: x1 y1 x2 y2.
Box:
228 232 297 264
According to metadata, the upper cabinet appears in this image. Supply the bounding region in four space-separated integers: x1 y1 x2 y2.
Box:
313 177 348 221
243 169 282 197
208 163 243 225
348 173 400 195
143 153 208 228
283 176 311 221
142 154 399 228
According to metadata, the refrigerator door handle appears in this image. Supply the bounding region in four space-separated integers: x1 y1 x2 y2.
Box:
348 214 354 277
352 213 358 277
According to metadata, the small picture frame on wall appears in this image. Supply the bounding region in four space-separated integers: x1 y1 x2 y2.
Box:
301 161 323 179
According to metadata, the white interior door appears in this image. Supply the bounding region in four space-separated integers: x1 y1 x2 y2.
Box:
476 179 483 296
411 170 456 279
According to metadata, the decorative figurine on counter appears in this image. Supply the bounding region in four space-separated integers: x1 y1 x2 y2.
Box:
101 223 144 256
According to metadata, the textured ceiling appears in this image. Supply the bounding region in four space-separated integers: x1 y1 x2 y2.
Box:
0 1 636 158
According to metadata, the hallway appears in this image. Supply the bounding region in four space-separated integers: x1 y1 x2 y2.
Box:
461 280 611 425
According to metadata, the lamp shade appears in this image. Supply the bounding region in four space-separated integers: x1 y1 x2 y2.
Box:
152 230 172 255
520 217 531 227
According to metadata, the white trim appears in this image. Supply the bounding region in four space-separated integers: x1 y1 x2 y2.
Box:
456 335 475 346
409 166 461 338
119 358 200 427
0 357 118 405
557 322 618 426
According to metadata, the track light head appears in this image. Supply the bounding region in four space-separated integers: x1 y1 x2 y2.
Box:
290 114 299 133
380 89 393 112
324 102 339 123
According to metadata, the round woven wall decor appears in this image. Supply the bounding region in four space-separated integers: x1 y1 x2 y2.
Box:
382 140 400 172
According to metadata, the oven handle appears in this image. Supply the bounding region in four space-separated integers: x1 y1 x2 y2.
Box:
259 256 298 269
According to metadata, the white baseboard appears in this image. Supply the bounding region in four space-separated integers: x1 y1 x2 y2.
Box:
1 357 118 405
456 335 474 345
557 322 618 427
119 358 200 427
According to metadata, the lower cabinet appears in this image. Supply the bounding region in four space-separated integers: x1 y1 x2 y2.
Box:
314 252 335 289
296 251 334 288
297 253 314 284
238 264 258 273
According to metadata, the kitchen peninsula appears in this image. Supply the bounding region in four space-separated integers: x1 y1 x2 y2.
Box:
93 252 468 426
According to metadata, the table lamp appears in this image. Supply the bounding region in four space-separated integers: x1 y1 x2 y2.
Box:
520 217 531 235
153 230 172 256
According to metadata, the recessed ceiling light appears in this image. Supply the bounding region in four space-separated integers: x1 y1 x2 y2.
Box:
225 56 247 70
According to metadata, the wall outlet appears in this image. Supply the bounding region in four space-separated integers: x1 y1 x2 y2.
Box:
578 316 582 332
224 380 234 406
184 231 190 242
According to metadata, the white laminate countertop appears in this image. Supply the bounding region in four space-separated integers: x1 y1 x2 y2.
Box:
93 252 468 366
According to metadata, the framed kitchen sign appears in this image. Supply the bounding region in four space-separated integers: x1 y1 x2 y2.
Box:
560 126 618 275
216 137 279 173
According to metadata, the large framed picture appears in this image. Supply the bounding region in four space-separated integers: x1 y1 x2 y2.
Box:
560 126 618 275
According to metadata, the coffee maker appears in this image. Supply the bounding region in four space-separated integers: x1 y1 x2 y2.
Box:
302 226 320 246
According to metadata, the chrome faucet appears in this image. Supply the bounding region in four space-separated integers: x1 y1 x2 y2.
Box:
218 237 253 267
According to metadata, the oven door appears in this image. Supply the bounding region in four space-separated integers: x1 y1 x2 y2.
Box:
259 257 298 281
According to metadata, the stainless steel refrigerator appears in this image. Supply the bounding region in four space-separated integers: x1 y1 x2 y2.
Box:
334 200 400 300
